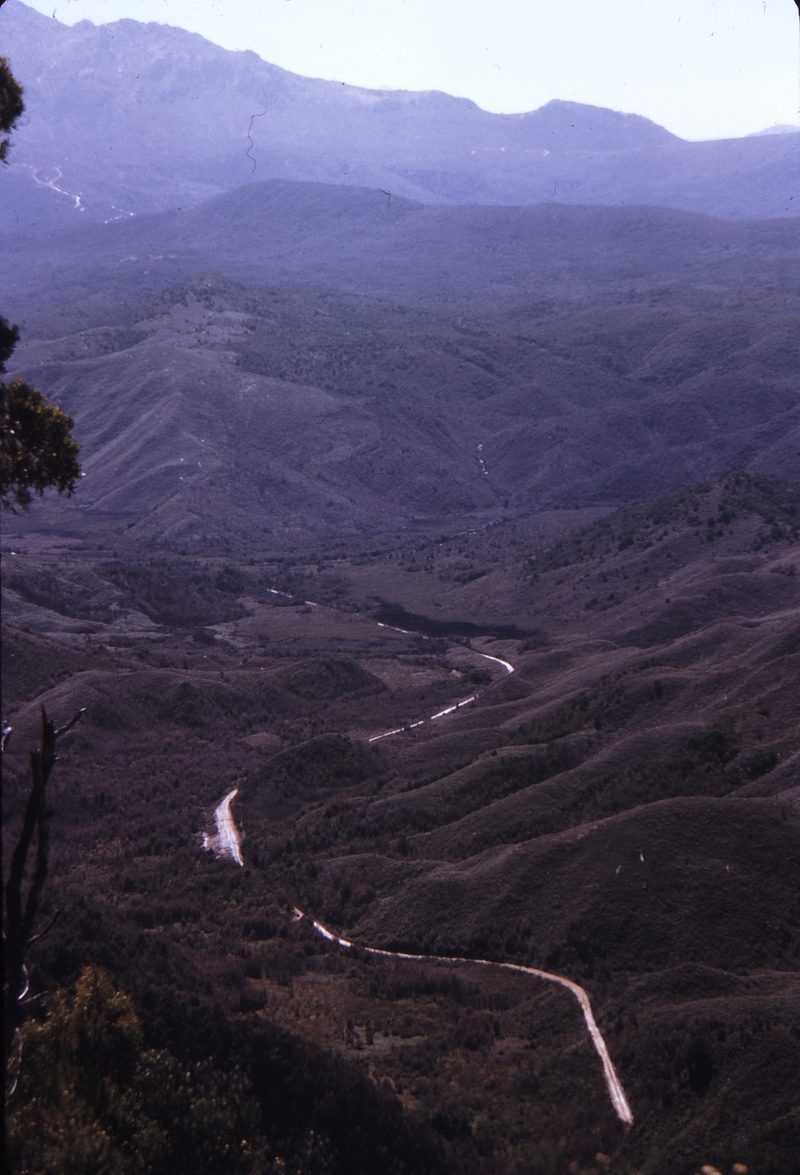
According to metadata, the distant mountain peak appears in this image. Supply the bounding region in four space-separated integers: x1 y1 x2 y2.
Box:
2 0 797 224
747 123 800 136
515 98 677 149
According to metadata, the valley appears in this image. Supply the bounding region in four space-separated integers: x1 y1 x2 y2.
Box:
4 206 798 548
2 5 799 1171
3 468 799 1174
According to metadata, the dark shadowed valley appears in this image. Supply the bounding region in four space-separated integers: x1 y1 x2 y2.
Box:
2 5 799 1175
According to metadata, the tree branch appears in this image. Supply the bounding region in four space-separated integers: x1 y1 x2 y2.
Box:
3 706 82 1061
55 708 85 740
29 907 62 944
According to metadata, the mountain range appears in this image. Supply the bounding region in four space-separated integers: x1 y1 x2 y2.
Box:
2 0 798 232
6 184 799 546
2 4 799 1173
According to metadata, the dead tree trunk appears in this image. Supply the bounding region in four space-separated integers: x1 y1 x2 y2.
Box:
3 706 82 1065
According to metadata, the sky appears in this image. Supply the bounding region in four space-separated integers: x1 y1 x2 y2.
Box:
17 0 800 140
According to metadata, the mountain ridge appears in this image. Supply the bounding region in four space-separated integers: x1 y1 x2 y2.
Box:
7 260 798 547
2 0 797 227
2 8 799 1168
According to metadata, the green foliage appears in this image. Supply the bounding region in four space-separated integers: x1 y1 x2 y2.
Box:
8 965 462 1175
1 375 82 508
7 967 262 1175
1 312 82 508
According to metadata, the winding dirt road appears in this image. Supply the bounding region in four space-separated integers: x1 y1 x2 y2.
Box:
475 651 515 674
367 640 513 743
202 618 634 1125
203 782 634 1123
293 909 634 1126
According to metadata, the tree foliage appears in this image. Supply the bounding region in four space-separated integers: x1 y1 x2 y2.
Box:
0 375 82 508
0 315 82 509
6 964 458 1175
6 967 263 1175
0 55 24 164
1 59 81 507
0 314 19 365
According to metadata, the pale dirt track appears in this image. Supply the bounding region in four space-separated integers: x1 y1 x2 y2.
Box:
203 623 634 1125
202 787 244 866
367 639 514 743
294 909 634 1127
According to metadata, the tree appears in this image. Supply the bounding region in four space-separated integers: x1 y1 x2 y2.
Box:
0 58 81 508
3 708 83 1072
1 312 83 511
5 966 263 1175
0 55 25 164
0 364 83 509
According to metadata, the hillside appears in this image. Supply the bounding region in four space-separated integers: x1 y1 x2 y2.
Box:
2 14 799 1165
2 0 797 230
8 179 800 316
6 246 798 546
3 471 799 1173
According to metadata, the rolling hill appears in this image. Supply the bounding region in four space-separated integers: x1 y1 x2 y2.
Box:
2 10 799 1167
6 236 799 547
2 470 798 1173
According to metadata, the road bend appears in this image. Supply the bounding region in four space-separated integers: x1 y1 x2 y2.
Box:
203 788 244 867
202 624 632 1125
367 645 515 743
476 651 514 674
293 909 634 1127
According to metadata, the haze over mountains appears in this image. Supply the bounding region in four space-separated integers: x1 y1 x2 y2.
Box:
2 0 798 233
6 175 798 545
2 3 799 1173
7 254 799 548
3 2 798 545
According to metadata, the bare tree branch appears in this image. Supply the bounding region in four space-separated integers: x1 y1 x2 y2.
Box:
55 708 85 739
3 706 82 1062
29 907 62 944
5 1029 22 1101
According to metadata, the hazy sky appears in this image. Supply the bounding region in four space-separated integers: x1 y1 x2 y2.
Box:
18 0 800 140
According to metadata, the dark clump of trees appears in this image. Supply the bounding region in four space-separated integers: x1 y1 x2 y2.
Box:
6 967 262 1175
0 56 24 164
1 316 82 510
1 58 81 509
101 559 248 627
7 966 469 1175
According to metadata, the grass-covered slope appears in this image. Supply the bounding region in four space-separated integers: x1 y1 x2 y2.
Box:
3 472 798 1173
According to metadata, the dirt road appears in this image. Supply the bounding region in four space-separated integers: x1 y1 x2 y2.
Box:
203 787 243 866
295 908 634 1126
